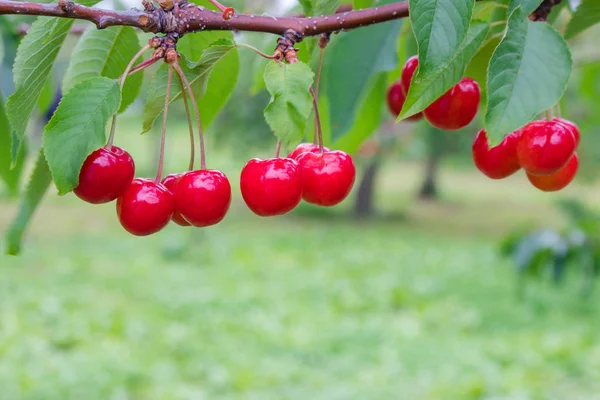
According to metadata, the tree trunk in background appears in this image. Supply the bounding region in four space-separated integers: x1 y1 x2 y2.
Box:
354 158 380 217
418 153 439 200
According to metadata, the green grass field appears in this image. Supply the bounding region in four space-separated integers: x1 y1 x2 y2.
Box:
2 119 600 399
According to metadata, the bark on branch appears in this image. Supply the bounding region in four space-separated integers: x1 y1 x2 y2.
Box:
0 0 409 37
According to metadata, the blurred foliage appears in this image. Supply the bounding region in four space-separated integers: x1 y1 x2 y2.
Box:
501 199 600 297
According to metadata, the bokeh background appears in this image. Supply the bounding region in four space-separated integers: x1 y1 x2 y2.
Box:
2 0 600 399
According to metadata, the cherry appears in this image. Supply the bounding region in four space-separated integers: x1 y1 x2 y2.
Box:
472 129 521 179
386 82 423 121
516 119 576 175
174 170 231 227
527 153 578 192
553 117 580 148
297 150 356 206
116 178 175 236
400 55 419 93
423 78 481 130
288 143 330 160
161 174 191 226
74 146 134 204
240 158 302 217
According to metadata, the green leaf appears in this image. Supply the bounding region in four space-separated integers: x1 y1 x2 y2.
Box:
508 0 543 15
0 89 25 197
178 32 240 128
263 61 315 147
565 0 600 39
37 75 55 116
465 35 502 109
353 0 374 9
473 1 504 20
5 149 52 256
325 12 402 140
409 0 474 70
43 77 121 195
485 8 572 144
62 26 143 113
6 17 74 163
299 0 341 16
399 21 489 119
142 40 236 134
333 72 387 155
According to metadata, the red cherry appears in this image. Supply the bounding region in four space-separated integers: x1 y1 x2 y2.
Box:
297 150 356 206
74 146 134 204
174 170 231 227
527 153 578 192
424 78 481 130
401 55 419 93
386 82 423 121
161 174 191 227
472 129 521 179
553 117 580 148
516 120 576 175
240 158 302 217
116 178 175 236
287 143 331 160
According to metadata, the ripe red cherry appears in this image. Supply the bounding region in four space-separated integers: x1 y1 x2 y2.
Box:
74 146 134 204
174 170 231 227
297 150 356 206
386 82 423 121
401 55 419 93
288 143 330 160
116 178 175 236
516 120 576 175
161 174 191 227
240 158 302 217
553 118 580 148
472 129 521 179
527 153 578 192
424 78 481 130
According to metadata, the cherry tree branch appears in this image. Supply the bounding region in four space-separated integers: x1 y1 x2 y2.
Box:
0 0 409 37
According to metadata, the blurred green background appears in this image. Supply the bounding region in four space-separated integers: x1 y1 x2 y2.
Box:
3 1 600 399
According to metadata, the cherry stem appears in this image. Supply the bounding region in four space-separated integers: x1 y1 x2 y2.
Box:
313 47 325 145
207 0 233 18
173 61 206 170
274 140 281 158
155 65 173 183
236 43 277 59
309 87 324 152
106 44 150 150
489 20 507 28
176 73 196 171
555 102 562 118
545 109 553 121
125 55 161 77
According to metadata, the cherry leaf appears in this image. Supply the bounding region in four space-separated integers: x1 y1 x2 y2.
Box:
263 61 315 148
5 149 52 256
0 89 25 197
508 0 543 14
63 26 143 113
485 7 572 144
43 77 121 195
565 0 600 39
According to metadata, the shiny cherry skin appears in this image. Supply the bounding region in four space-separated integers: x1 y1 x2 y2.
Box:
553 118 580 148
527 153 578 192
400 55 419 93
516 120 576 176
472 129 521 179
386 82 423 121
288 143 331 160
174 170 231 227
240 158 303 217
74 146 134 204
297 150 356 206
116 178 175 236
424 78 481 130
161 174 191 227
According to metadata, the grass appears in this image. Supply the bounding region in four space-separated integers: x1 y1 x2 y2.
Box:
2 118 600 399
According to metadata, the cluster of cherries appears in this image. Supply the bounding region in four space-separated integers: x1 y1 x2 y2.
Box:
387 55 579 192
73 143 355 236
387 55 482 131
472 119 580 191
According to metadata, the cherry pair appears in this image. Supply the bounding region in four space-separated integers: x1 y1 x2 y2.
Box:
472 118 580 192
387 56 481 130
240 143 356 217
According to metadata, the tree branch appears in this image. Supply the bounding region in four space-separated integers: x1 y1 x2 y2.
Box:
0 0 409 37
